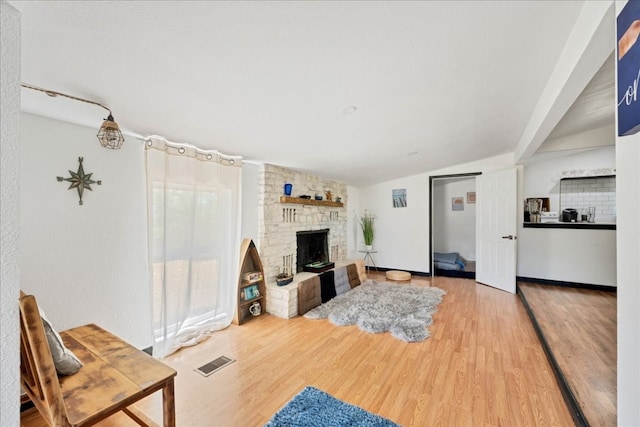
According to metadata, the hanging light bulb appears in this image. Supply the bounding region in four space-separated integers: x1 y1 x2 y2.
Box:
97 114 125 149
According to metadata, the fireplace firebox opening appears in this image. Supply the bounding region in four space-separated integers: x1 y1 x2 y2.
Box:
296 229 330 273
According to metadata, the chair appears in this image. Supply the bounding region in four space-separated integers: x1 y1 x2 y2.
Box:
19 292 177 426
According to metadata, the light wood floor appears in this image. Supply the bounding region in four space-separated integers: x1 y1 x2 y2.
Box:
22 274 574 426
518 282 617 427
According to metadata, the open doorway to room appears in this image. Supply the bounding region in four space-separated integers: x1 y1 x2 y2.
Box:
430 173 480 279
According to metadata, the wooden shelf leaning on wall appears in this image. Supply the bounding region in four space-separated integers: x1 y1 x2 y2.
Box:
279 196 344 208
234 239 267 325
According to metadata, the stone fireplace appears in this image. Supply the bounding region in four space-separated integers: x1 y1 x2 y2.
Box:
296 229 329 272
256 164 348 316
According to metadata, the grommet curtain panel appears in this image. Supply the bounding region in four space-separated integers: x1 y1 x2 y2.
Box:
145 136 242 358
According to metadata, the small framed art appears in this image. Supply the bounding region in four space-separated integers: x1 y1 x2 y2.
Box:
467 192 476 204
452 197 464 211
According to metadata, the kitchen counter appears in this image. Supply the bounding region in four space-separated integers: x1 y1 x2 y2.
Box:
523 222 616 230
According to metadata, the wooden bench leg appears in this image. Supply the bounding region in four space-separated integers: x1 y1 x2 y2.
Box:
123 406 160 427
162 378 176 427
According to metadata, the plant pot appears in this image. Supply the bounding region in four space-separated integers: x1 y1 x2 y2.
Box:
365 245 373 251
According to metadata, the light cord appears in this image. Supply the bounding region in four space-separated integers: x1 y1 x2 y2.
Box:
20 83 112 115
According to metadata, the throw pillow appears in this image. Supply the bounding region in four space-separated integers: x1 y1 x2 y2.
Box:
38 308 83 376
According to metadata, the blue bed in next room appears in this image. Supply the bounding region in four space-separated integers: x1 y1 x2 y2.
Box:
433 252 476 279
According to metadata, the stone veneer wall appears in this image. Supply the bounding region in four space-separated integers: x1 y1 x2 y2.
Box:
258 164 348 282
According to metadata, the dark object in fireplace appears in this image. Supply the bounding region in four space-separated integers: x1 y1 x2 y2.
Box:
303 261 335 273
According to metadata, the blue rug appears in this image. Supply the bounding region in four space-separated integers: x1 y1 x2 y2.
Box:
264 386 401 427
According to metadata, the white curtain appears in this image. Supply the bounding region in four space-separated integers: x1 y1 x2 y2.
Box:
145 136 242 358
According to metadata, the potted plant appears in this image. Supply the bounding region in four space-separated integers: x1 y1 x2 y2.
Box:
359 211 375 251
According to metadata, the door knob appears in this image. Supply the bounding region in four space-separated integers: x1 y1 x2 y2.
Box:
501 235 514 240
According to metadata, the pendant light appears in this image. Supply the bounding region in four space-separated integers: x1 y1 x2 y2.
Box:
21 83 125 149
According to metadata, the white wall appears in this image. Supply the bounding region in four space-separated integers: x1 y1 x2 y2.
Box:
616 127 640 426
518 146 617 286
241 162 260 245
0 2 21 425
518 228 616 286
20 113 152 349
616 2 640 423
359 153 513 273
360 174 429 272
538 124 615 153
346 185 361 261
432 177 476 261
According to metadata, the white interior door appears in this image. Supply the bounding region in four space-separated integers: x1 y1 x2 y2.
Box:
476 168 517 293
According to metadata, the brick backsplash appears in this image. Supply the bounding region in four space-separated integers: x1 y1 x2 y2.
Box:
257 164 348 282
560 177 616 223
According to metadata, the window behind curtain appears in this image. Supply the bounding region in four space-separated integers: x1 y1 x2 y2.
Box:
145 137 242 358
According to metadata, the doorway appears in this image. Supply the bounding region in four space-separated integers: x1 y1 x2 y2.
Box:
429 173 480 279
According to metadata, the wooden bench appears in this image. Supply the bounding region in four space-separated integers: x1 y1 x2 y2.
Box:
19 292 177 426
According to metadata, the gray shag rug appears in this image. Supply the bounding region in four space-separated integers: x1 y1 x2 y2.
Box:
304 280 446 342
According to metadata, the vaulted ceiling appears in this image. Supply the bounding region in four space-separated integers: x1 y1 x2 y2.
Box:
12 1 614 186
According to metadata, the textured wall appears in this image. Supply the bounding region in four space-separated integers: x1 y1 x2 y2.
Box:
0 2 21 425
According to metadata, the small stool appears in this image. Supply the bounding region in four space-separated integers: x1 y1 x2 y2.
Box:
386 270 411 281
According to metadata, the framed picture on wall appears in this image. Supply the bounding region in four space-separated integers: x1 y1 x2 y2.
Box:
467 192 476 204
452 197 464 211
392 188 407 208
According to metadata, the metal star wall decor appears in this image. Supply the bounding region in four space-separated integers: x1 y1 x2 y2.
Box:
57 157 102 205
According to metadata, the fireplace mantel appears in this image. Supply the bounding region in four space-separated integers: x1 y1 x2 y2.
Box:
280 196 344 208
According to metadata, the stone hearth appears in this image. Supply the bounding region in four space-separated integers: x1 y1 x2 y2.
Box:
265 259 366 318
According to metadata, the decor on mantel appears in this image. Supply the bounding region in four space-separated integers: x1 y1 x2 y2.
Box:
21 83 125 149
359 211 375 250
56 157 102 205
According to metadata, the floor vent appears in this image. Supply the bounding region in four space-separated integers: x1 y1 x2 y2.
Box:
195 356 235 377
